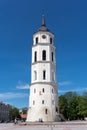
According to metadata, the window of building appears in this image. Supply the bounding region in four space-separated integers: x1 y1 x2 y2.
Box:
34 51 37 62
36 37 38 44
42 50 46 61
42 100 44 104
52 52 53 62
56 107 58 113
45 109 48 114
50 38 52 44
52 100 54 105
52 89 54 93
33 100 35 105
52 71 55 81
39 91 41 95
43 70 46 80
34 71 37 80
34 88 36 93
42 88 45 93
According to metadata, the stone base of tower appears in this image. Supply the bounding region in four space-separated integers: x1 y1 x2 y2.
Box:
26 107 58 122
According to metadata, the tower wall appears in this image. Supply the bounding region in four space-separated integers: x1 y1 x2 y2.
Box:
27 83 58 122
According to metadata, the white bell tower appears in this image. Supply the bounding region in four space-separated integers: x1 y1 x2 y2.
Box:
27 16 58 122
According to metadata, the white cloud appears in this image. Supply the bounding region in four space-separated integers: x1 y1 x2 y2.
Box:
58 81 71 86
0 92 28 100
58 90 68 93
16 84 29 89
74 87 87 92
58 87 87 94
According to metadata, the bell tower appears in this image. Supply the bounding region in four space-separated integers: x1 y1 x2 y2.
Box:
27 16 58 122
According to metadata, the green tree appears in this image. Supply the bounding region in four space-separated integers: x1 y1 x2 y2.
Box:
82 92 87 98
59 95 68 119
22 109 27 114
9 106 20 120
59 91 87 120
77 96 87 119
64 91 78 104
68 96 79 120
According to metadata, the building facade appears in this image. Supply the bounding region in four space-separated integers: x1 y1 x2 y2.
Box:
0 102 10 122
27 16 58 122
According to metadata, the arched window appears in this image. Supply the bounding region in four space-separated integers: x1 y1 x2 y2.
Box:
52 100 54 105
45 109 48 114
52 52 53 62
42 50 46 61
52 89 54 93
42 100 44 104
34 88 36 93
56 107 58 113
43 70 46 80
50 38 52 44
36 37 38 44
52 71 54 81
33 100 35 105
34 71 37 80
34 51 37 62
42 88 45 93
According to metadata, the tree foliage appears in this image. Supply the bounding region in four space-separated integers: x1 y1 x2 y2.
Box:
59 95 68 119
58 91 87 120
9 106 20 120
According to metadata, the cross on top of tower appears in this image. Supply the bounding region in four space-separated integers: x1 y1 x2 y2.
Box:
38 15 50 32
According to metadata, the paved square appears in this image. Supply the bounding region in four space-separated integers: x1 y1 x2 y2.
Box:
0 122 87 130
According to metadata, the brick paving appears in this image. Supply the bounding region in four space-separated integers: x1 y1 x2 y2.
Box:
0 122 87 130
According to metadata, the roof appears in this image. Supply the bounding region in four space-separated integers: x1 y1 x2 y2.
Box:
20 114 27 119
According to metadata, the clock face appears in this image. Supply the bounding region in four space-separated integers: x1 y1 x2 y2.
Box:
42 35 46 39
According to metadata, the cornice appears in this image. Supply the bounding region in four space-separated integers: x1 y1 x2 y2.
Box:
31 61 56 66
32 43 56 49
30 82 57 87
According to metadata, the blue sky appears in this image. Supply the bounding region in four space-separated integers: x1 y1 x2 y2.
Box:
0 0 87 108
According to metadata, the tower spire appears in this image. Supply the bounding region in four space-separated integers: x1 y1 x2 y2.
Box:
38 15 50 32
42 15 45 26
